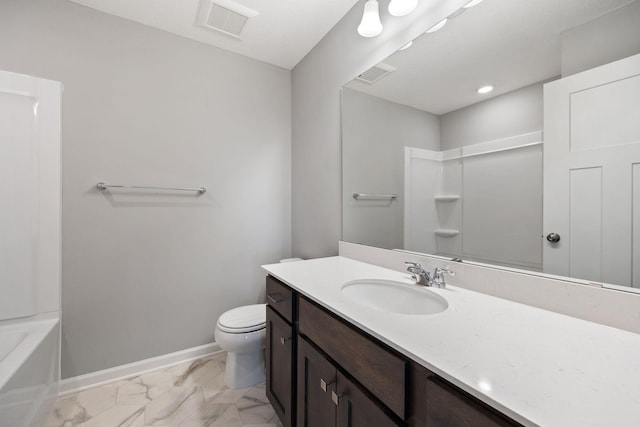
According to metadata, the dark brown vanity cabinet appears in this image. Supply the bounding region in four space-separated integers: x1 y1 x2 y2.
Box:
266 307 294 427
297 337 399 427
265 275 522 427
296 337 337 427
266 276 296 427
408 364 523 427
297 297 406 421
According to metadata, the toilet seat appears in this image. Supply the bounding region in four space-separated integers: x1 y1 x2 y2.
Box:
217 304 266 334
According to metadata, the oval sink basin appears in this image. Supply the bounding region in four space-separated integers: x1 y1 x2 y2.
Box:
341 279 448 315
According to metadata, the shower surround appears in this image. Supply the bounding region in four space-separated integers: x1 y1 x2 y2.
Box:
0 70 61 427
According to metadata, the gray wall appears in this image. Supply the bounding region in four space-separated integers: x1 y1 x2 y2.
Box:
561 0 640 77
291 0 470 259
342 89 439 249
0 0 291 378
440 81 545 150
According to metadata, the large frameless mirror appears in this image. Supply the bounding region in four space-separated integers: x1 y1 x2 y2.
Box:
342 0 640 291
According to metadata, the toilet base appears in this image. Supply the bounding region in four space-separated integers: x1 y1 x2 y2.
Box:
224 350 265 389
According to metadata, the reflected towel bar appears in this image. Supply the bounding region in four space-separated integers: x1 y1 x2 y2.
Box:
96 182 206 194
352 193 398 200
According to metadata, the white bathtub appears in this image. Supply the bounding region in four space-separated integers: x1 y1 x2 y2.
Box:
0 314 59 427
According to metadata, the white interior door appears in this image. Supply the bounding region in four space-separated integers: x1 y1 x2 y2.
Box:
543 53 640 287
0 70 61 320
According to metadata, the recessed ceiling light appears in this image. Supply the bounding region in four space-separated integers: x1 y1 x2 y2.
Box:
425 18 447 34
463 0 484 8
477 85 494 94
398 41 413 51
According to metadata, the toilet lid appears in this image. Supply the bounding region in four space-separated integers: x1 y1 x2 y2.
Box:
217 304 266 333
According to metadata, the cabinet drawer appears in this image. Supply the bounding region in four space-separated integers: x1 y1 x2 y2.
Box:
298 297 407 419
425 376 522 427
266 276 294 323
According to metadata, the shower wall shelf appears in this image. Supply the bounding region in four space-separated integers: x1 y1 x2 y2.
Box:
434 229 460 237
434 195 460 202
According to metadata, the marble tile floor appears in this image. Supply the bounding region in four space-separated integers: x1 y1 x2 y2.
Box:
45 352 283 427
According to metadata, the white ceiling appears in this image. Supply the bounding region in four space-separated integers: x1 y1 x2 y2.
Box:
346 0 634 115
68 0 360 70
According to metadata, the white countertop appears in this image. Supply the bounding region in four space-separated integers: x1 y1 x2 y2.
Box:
262 256 640 427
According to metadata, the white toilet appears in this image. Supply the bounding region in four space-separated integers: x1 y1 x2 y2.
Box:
215 259 301 389
214 303 266 389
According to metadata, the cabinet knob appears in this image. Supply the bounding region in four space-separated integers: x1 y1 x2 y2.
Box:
320 378 334 392
331 390 346 406
280 336 291 345
267 293 285 303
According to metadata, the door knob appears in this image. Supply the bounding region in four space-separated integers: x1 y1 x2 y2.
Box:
546 233 561 243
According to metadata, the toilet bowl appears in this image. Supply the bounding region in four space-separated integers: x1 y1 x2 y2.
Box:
214 304 266 389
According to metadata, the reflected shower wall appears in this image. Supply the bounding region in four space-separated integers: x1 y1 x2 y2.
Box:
404 132 543 270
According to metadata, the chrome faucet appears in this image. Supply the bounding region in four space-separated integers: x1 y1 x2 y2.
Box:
405 262 455 288
432 267 455 288
405 262 431 286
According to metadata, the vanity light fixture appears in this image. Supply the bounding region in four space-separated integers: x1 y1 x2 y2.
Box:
477 85 494 94
425 18 447 33
398 41 413 51
358 0 383 38
463 0 484 8
388 0 419 17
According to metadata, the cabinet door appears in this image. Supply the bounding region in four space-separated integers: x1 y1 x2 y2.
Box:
298 297 406 419
297 338 337 427
335 371 399 427
266 306 294 427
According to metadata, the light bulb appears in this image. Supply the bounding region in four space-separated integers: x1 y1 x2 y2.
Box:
425 18 447 33
357 0 383 38
388 0 418 17
463 0 484 8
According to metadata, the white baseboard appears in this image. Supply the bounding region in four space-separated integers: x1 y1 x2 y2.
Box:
59 342 222 396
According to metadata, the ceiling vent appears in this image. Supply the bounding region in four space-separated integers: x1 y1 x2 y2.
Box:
356 63 397 84
197 0 258 39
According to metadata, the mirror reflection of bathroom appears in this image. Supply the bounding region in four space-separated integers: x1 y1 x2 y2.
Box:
343 0 640 288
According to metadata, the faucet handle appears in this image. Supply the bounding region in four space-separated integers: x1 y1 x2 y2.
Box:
435 266 455 275
405 262 421 281
433 267 455 288
405 261 421 270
